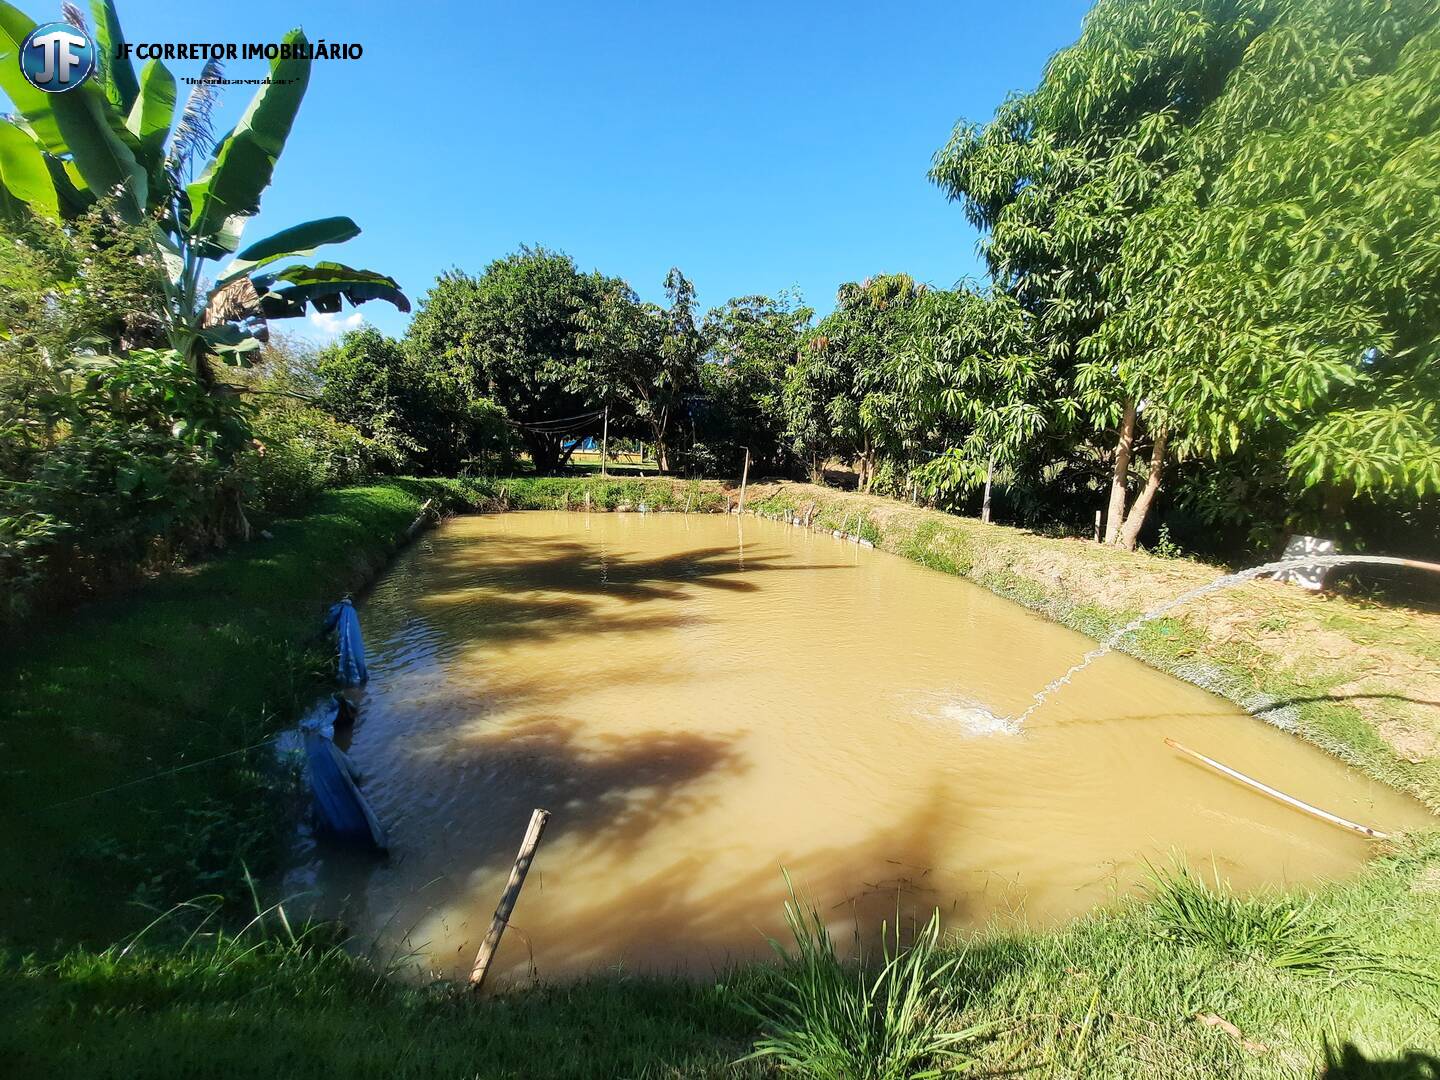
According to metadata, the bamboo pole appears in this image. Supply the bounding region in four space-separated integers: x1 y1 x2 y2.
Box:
1164 739 1388 839
737 447 750 515
981 456 994 524
469 808 552 991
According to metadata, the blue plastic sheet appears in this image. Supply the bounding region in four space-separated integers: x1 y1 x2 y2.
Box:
303 725 387 851
324 598 368 686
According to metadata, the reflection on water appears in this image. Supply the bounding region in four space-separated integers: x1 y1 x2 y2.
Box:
286 511 1434 985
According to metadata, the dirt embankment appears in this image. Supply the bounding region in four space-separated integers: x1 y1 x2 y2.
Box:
741 480 1440 809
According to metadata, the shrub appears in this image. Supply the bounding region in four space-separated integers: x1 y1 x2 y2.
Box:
241 402 390 515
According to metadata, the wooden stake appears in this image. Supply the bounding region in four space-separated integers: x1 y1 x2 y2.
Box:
981 456 994 523
469 808 552 991
1164 739 1388 839
600 406 609 477
406 498 435 539
1093 509 1102 544
738 447 751 515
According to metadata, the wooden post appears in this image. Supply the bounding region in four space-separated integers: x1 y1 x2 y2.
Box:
1094 509 1102 544
406 498 435 539
469 808 552 991
738 447 750 515
981 456 994 524
1164 739 1388 839
600 406 609 477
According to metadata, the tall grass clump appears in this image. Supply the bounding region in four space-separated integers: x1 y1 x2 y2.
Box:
744 876 986 1079
1146 860 1439 995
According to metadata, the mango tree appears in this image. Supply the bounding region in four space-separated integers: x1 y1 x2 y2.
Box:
932 0 1439 550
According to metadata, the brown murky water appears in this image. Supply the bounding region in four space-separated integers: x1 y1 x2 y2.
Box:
290 511 1433 985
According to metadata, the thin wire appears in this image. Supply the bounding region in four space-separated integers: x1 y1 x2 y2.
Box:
23 735 283 817
506 408 606 430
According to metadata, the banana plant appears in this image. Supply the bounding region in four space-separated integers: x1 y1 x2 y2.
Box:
0 0 408 376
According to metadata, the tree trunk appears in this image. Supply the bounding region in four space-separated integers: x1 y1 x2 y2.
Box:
1117 427 1167 551
858 437 875 492
525 432 562 473
1104 398 1137 544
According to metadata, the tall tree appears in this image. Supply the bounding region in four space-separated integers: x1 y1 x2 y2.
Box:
578 268 704 472
405 248 606 473
1092 0 1440 546
784 275 926 491
698 292 812 474
931 0 1438 549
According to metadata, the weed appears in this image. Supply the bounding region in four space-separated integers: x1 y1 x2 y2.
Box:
744 874 988 1078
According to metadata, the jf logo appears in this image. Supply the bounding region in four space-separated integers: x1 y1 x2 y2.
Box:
19 20 96 92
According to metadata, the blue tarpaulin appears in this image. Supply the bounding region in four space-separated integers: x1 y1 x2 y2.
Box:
324 598 368 686
303 723 388 851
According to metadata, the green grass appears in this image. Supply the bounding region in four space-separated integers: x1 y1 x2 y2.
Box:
3 842 1438 1077
0 940 760 1080
0 479 484 948
744 878 987 1079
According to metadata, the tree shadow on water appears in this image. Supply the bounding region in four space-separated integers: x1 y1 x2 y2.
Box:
479 786 984 987
419 532 854 609
312 714 753 963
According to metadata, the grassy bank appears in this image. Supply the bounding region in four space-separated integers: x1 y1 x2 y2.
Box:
3 475 1438 1077
2 837 1437 1077
0 479 460 948
743 481 1440 810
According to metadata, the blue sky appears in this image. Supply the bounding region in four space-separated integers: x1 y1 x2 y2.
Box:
15 0 1093 342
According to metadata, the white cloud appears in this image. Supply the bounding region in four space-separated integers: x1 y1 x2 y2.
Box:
306 309 366 338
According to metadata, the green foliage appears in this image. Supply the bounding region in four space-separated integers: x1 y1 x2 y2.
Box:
1147 861 1354 972
242 403 378 516
1146 859 1440 994
0 345 248 619
745 877 984 1079
316 327 512 477
929 0 1440 548
406 247 608 472
783 274 929 490
576 266 705 472
697 292 812 474
0 0 407 376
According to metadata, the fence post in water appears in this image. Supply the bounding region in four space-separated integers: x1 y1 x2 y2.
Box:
470 808 552 992
406 499 435 540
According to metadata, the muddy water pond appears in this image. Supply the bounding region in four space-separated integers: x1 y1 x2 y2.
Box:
290 511 1433 984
